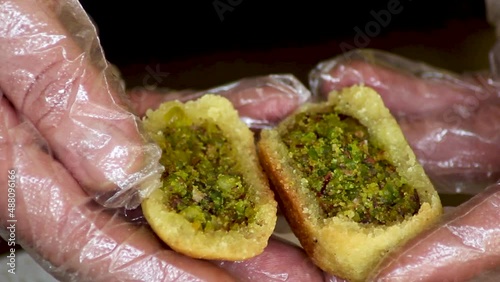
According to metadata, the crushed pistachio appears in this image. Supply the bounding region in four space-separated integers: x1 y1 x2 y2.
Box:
153 106 255 231
281 110 420 225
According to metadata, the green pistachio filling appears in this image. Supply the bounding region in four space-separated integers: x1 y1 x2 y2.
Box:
153 106 255 231
281 110 420 225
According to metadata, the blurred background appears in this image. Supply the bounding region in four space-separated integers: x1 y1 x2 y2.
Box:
1 0 497 280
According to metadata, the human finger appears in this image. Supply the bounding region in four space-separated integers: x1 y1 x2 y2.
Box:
398 103 500 194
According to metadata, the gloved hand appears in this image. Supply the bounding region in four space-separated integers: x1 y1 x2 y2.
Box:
0 0 164 209
310 49 500 281
0 1 326 281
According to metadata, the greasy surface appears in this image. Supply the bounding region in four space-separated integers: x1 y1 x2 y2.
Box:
281 110 420 225
151 106 254 232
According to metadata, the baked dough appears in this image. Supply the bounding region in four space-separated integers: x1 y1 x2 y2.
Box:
258 85 442 281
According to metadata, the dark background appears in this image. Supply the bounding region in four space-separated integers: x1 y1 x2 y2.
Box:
78 0 494 90
79 0 486 65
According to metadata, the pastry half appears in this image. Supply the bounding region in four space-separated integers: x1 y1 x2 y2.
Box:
258 85 442 281
142 94 277 260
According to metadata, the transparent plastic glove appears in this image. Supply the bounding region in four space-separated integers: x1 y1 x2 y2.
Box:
369 182 500 281
0 0 163 209
0 82 326 281
309 49 500 195
129 74 312 130
309 49 500 281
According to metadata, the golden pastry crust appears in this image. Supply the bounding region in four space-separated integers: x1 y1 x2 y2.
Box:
141 94 277 260
258 85 442 281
